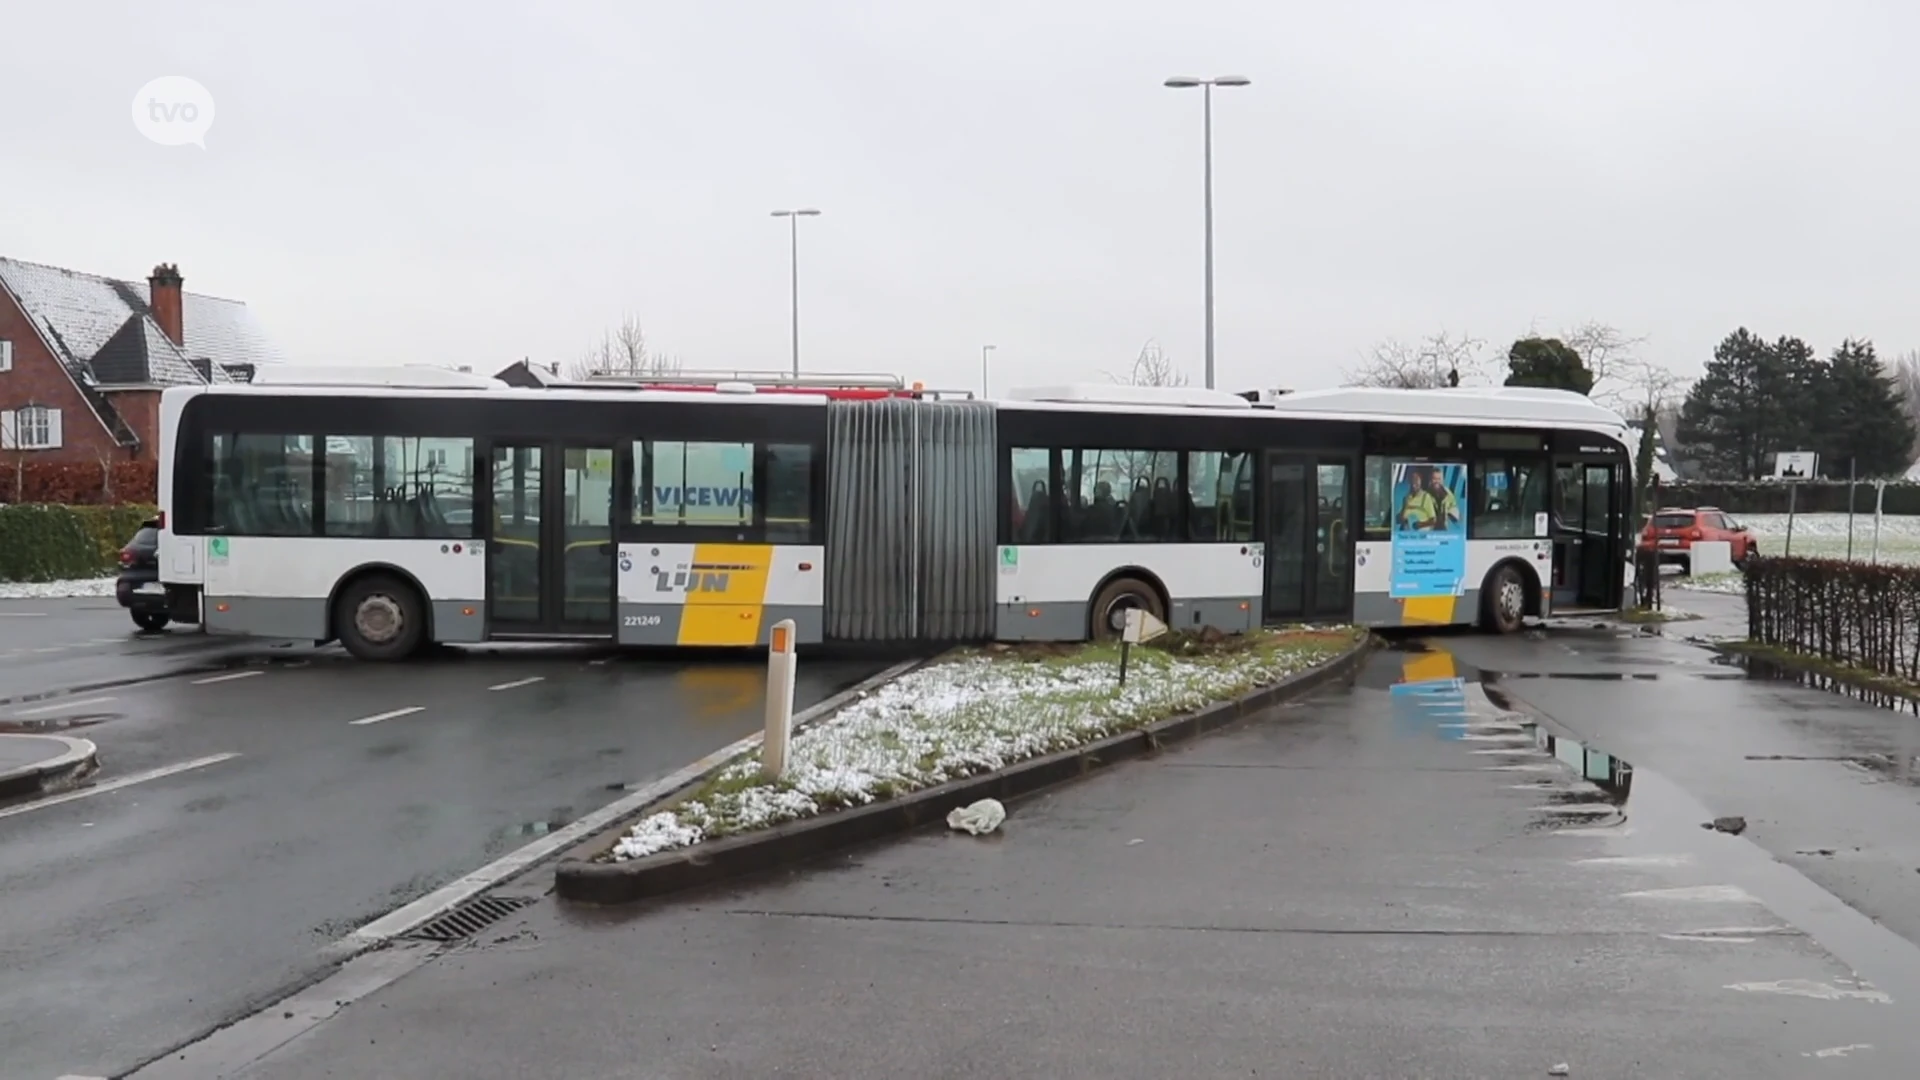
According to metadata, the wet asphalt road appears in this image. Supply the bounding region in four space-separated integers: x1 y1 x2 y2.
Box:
1451 602 1920 958
0 596 271 705
0 642 886 1080
228 640 1920 1079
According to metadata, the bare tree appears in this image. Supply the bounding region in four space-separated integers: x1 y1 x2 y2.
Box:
1107 339 1190 387
566 314 682 380
1561 321 1648 392
1344 330 1488 389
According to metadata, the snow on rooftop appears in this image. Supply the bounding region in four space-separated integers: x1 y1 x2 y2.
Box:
0 256 284 374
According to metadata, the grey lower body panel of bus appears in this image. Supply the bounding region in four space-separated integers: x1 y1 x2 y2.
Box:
615 604 824 647
204 596 490 644
1350 590 1483 628
994 597 1260 642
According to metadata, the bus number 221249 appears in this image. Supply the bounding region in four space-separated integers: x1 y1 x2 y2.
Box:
623 615 663 628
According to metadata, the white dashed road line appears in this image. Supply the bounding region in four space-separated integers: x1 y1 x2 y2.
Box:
349 706 424 727
488 676 545 691
191 671 263 685
13 696 116 717
0 753 240 821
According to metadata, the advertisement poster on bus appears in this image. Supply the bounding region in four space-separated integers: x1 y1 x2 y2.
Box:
1389 461 1468 598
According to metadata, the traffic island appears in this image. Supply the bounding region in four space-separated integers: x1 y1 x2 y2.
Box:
556 626 1371 905
0 733 99 800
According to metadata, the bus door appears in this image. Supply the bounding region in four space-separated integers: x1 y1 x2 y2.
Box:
484 442 618 636
1550 459 1624 609
1263 452 1356 623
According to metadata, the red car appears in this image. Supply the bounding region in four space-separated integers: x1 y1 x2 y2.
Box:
1639 506 1759 571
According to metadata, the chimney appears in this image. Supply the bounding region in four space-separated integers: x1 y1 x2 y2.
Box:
148 263 184 347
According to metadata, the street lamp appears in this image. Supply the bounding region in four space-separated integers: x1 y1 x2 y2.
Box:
980 344 996 398
771 208 822 377
1163 74 1250 391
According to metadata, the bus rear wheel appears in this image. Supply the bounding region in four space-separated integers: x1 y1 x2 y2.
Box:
335 574 426 661
1090 576 1165 643
1479 564 1528 635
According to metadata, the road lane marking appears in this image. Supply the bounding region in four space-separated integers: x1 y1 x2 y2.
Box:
1575 853 1694 867
1623 884 1756 902
488 676 545 691
91 637 130 644
0 752 239 821
343 657 925 949
13 696 116 717
0 612 46 617
349 706 423 726
191 671 263 685
32 646 68 653
1727 980 1890 1003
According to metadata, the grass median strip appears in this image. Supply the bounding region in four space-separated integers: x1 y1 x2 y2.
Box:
608 626 1363 861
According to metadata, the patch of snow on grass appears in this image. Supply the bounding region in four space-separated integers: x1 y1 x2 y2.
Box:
1674 572 1744 595
1740 513 1920 564
0 576 116 599
610 631 1356 861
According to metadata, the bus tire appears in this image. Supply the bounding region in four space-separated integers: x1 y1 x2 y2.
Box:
1089 576 1165 643
132 611 170 633
1479 563 1529 635
334 573 426 661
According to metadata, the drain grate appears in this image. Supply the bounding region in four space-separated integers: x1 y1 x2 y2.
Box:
401 895 538 943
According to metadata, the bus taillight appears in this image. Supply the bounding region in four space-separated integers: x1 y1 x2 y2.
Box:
156 510 166 529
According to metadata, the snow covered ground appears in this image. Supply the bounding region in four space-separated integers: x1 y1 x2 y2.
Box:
610 629 1359 861
0 576 116 599
1740 512 1920 564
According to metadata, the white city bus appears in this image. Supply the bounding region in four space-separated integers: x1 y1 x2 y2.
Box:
154 368 1634 659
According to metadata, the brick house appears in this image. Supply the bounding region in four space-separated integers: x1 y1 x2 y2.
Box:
0 258 282 463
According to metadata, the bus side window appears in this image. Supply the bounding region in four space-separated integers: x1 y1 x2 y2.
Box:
764 443 812 544
1008 447 1051 543
1361 456 1398 538
1187 451 1253 542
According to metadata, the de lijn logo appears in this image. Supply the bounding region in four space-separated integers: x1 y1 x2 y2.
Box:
132 76 216 148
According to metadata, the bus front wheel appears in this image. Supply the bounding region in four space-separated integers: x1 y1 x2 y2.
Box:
335 574 426 661
1479 564 1529 635
1090 576 1165 643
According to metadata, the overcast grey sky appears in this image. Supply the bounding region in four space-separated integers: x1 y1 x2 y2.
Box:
5 1 1918 394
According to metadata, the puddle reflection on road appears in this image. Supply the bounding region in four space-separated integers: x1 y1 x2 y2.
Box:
1386 644 1635 819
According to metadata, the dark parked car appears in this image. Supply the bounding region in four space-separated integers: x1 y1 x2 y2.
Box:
116 520 171 632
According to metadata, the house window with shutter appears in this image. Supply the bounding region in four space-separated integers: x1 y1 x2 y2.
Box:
13 406 61 450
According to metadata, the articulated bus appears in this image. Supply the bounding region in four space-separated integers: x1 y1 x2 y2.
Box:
153 368 1635 660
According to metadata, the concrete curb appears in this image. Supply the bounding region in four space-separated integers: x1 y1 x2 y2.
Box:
556 633 1374 906
0 733 100 800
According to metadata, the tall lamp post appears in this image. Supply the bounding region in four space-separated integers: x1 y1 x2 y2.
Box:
771 208 822 377
1163 75 1250 391
980 344 996 398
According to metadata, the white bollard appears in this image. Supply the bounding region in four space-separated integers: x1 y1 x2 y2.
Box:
761 618 799 781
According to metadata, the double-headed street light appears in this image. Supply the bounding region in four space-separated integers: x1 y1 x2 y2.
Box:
771 208 822 377
1163 75 1250 391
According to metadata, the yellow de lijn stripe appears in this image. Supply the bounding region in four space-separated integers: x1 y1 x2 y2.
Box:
675 543 775 647
1400 595 1458 626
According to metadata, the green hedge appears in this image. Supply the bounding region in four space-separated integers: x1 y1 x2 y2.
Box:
0 503 157 583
